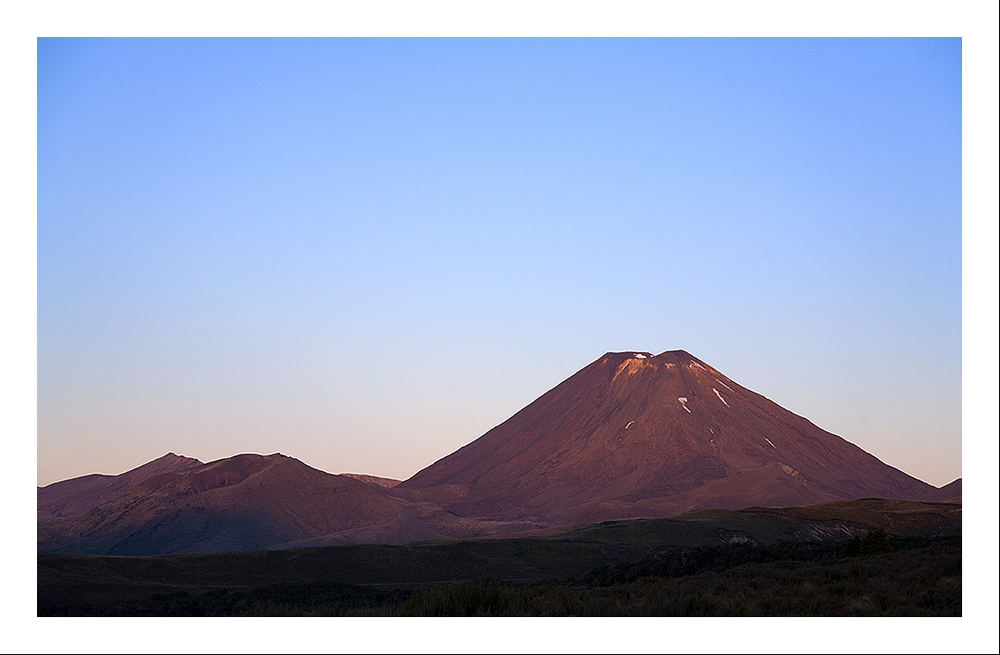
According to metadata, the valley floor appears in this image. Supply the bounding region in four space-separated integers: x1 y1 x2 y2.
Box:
38 515 960 616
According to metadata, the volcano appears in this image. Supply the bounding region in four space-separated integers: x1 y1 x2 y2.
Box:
38 349 950 555
397 350 937 524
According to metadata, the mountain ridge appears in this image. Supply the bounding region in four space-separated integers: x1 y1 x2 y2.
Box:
37 452 541 555
38 452 203 520
397 350 937 523
37 350 957 555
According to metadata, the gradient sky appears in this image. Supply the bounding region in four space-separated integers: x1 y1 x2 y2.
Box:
37 37 962 487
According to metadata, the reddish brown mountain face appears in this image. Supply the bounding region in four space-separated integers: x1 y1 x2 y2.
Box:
37 452 203 520
37 454 537 555
397 350 937 524
38 350 949 555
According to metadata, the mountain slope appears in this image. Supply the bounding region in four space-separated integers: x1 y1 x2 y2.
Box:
922 478 961 501
37 350 948 554
339 473 402 488
398 350 937 523
37 454 531 555
37 452 203 519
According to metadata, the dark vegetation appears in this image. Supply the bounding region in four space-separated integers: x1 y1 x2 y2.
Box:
396 537 960 617
38 499 961 616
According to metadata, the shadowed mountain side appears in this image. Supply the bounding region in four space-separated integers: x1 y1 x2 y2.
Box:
37 453 203 519
37 454 542 555
920 478 961 501
397 350 936 523
338 473 402 488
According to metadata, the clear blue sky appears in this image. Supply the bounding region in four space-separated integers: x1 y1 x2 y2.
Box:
37 37 961 486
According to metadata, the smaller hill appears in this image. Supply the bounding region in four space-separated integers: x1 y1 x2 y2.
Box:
37 453 203 519
37 453 538 555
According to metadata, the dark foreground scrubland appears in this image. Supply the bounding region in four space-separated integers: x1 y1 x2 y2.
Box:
38 499 961 616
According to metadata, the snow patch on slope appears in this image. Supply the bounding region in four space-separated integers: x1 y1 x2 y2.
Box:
678 397 691 413
713 388 730 407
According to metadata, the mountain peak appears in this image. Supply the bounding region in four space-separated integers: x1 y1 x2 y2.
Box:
604 350 655 358
400 348 934 523
38 451 204 521
656 348 696 360
157 452 197 462
135 452 202 472
599 349 699 363
593 349 720 386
